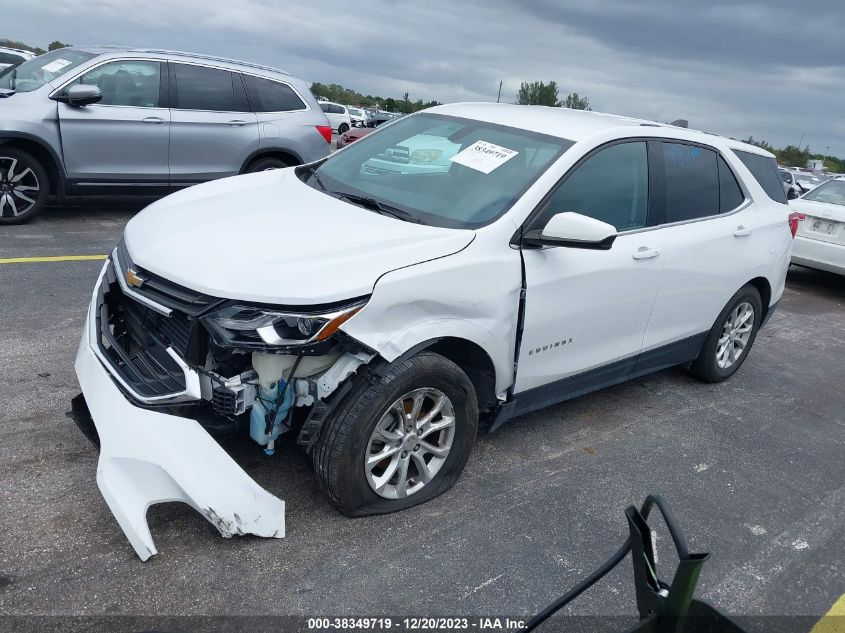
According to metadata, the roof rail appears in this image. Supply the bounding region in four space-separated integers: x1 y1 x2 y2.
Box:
88 45 289 75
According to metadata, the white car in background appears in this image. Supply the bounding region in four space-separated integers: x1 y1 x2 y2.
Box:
346 106 369 127
318 100 352 134
71 104 796 560
789 178 845 275
0 46 35 70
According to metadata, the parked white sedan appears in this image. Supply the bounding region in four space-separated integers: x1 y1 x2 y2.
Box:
789 179 845 275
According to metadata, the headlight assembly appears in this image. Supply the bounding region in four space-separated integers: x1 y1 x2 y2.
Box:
203 301 366 350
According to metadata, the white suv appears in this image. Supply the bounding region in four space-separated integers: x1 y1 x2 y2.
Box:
72 103 797 559
318 100 352 134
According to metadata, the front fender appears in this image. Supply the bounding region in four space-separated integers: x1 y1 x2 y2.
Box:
341 239 522 395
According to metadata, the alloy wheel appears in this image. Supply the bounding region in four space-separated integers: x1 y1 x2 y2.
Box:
364 388 456 499
716 301 755 369
0 156 40 218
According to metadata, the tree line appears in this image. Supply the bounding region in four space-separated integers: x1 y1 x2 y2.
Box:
742 137 843 172
0 38 70 56
311 82 440 114
515 80 591 109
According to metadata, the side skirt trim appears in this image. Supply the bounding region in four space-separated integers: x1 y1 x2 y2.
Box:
489 331 707 432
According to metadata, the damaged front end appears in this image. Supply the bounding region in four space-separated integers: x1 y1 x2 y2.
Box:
72 244 374 560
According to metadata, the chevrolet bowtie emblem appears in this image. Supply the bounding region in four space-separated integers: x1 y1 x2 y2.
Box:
125 267 145 288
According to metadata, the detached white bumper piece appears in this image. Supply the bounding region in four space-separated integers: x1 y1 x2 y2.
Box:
74 308 285 561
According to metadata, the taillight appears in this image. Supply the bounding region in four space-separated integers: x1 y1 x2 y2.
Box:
315 125 332 144
788 212 804 238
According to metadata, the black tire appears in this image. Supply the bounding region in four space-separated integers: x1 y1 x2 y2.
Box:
312 351 479 516
245 156 290 173
0 148 49 225
337 123 350 135
689 284 763 383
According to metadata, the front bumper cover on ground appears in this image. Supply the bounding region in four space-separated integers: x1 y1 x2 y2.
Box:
74 304 285 561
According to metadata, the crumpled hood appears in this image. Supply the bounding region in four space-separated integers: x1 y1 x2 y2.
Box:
124 169 474 305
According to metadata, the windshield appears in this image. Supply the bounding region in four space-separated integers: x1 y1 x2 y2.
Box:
306 112 572 229
0 49 95 92
803 179 845 205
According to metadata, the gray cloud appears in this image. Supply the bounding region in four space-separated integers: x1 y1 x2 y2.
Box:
5 0 844 156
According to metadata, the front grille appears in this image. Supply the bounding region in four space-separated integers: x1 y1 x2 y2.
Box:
116 241 222 316
95 259 202 400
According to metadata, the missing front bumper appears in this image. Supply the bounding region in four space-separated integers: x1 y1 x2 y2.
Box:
74 312 285 561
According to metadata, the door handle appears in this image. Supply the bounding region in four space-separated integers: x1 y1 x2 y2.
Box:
227 120 247 126
632 247 660 260
141 116 166 125
733 226 752 237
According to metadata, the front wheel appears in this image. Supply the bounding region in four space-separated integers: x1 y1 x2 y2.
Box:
0 148 49 225
312 351 478 516
689 285 762 382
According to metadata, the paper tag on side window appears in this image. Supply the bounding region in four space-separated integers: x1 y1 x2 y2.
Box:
42 59 72 73
450 140 518 174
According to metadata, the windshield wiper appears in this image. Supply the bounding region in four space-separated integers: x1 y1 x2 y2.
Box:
332 192 423 224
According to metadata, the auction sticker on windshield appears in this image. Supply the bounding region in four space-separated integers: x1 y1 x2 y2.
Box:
450 140 518 174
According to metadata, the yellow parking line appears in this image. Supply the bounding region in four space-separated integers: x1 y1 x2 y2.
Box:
0 255 107 264
811 593 845 633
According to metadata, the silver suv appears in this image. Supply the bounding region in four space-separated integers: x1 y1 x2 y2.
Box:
0 46 332 224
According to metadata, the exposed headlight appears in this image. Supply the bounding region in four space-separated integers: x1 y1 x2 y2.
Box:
203 301 365 349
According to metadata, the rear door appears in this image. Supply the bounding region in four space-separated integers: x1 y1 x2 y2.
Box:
168 62 258 185
637 141 760 364
56 59 170 188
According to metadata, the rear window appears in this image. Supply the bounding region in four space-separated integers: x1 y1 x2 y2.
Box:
243 74 304 112
734 150 788 204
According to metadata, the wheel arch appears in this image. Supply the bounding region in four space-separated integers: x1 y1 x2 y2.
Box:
746 276 772 322
0 133 65 198
240 148 303 173
387 337 499 413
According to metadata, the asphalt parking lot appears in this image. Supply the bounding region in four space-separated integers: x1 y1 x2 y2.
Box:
1 203 843 630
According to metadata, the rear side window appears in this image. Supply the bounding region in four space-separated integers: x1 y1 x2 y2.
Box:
243 75 305 112
662 143 718 223
539 141 649 231
173 63 233 111
734 150 788 203
718 157 745 212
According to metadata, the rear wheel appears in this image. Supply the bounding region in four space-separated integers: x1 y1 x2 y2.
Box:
245 156 291 172
0 148 49 225
312 351 478 516
689 285 762 382
337 123 350 135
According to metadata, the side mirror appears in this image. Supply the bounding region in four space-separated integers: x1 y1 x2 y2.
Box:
524 212 618 250
53 84 102 107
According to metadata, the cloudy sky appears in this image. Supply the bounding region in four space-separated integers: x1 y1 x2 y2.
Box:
7 0 844 156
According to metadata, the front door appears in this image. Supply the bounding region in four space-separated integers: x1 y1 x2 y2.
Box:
168 63 258 185
57 59 169 186
516 141 661 394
